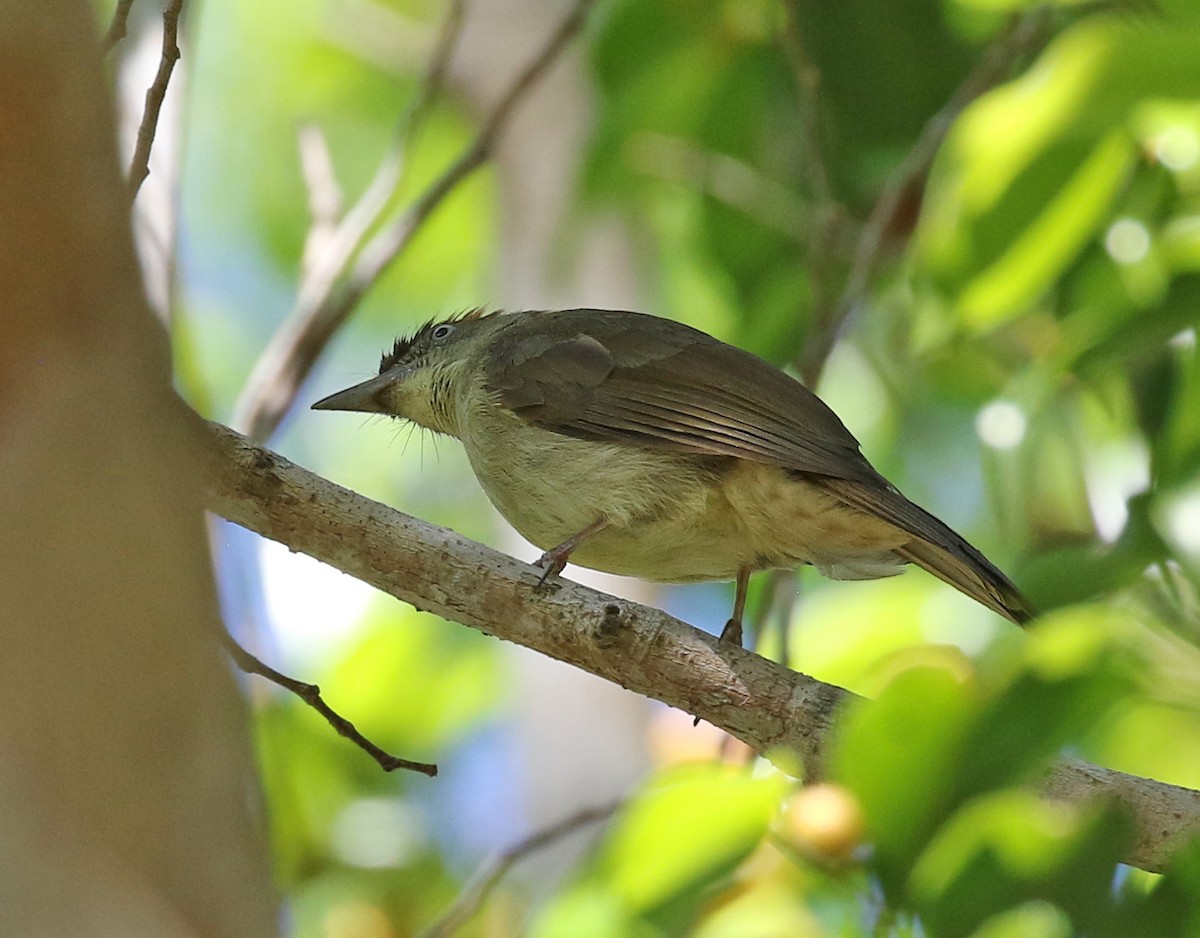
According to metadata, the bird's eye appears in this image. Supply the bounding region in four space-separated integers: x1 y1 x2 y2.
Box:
431 324 455 341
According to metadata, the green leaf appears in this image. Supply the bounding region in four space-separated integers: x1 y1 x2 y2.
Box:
910 792 1130 938
1156 333 1200 487
599 764 788 918
957 132 1134 328
529 884 646 938
917 16 1200 329
322 602 501 751
956 606 1135 796
834 666 981 891
1128 838 1200 938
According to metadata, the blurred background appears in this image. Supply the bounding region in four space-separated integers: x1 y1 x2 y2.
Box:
105 0 1200 933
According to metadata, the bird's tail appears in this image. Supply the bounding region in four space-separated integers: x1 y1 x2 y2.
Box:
822 478 1035 626
894 533 1034 625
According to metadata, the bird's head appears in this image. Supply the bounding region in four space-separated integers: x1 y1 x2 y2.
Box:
311 308 502 437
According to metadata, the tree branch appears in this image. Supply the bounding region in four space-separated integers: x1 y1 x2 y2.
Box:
200 421 1200 874
291 0 465 313
127 0 184 198
220 631 437 777
297 124 344 278
102 0 136 55
232 0 595 442
779 0 833 208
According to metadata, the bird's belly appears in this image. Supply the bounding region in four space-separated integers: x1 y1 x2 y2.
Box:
463 424 907 584
464 430 738 578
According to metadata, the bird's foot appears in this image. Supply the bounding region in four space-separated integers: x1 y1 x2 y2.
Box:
531 518 608 594
532 547 570 593
717 616 744 647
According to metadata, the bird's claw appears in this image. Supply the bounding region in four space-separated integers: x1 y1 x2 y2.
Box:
533 550 568 593
717 617 743 647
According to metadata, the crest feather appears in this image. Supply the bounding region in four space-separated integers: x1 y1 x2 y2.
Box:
378 307 501 373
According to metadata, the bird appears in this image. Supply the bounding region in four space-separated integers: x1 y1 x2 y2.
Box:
312 307 1034 645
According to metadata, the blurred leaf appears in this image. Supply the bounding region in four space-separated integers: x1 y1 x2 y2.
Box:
1156 336 1200 486
1016 539 1150 609
834 665 981 891
690 881 823 938
787 0 976 200
529 884 646 938
323 602 501 751
1129 838 1200 938
959 132 1134 328
835 609 1134 899
598 764 788 926
910 792 1130 938
970 901 1073 938
918 15 1200 328
960 605 1136 788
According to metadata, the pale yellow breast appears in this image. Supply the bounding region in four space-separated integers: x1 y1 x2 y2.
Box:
457 399 908 583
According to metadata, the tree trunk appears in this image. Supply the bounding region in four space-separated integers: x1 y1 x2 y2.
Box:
0 3 276 934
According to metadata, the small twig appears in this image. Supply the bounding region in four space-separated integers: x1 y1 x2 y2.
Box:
748 569 799 667
627 133 810 242
297 124 345 277
233 0 595 442
779 0 850 388
102 0 137 55
128 0 185 198
294 0 467 312
340 0 596 322
418 802 619 938
798 9 1052 385
220 631 438 777
779 1 834 207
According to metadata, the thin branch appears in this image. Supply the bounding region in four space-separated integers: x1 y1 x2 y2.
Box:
627 133 811 243
749 568 799 668
779 1 833 207
102 0 136 55
797 9 1053 385
778 0 851 389
202 420 1200 874
292 0 467 319
418 802 619 938
220 630 438 777
405 0 467 143
233 0 595 442
297 124 345 278
128 0 184 198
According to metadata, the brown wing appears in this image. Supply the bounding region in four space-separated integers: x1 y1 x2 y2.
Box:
483 308 883 485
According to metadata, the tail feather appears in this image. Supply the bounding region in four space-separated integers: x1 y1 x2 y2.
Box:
895 535 1034 626
820 478 1035 626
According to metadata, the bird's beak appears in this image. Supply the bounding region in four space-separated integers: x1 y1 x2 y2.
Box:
311 372 395 414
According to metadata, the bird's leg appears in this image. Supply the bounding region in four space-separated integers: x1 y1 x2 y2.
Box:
534 517 609 591
717 566 752 647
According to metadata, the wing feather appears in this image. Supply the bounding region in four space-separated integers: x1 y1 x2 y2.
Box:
484 309 880 484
